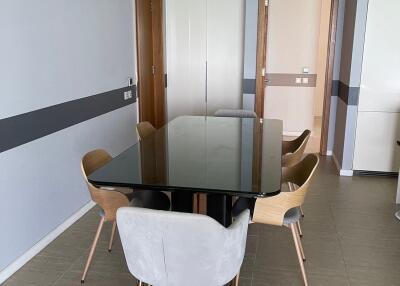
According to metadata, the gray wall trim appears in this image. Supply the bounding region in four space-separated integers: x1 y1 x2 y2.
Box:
265 73 317 87
338 81 359 105
0 86 136 153
332 80 340 97
243 78 256 94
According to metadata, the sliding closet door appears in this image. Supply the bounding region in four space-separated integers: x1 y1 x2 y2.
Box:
206 0 245 115
165 0 207 121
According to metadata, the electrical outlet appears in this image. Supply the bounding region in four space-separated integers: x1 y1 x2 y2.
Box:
124 90 132 100
296 78 302 84
302 77 309 84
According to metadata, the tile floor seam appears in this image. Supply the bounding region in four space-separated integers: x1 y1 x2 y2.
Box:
50 243 91 286
328 203 352 286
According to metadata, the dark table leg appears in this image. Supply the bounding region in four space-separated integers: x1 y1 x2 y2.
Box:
207 194 233 227
171 192 193 213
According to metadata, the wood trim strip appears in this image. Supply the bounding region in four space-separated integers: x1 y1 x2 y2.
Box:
320 0 339 156
254 0 268 118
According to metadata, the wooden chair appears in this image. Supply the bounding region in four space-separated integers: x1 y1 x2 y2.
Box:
137 121 157 140
80 149 170 283
252 154 319 286
282 129 311 229
282 130 311 168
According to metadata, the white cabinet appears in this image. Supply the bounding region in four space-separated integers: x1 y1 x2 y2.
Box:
353 112 400 172
352 0 400 173
165 0 244 121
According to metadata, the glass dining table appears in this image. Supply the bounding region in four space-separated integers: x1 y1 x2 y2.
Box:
89 116 283 226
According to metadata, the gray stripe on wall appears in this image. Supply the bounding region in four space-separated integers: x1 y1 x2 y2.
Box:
332 80 340 97
0 86 136 153
243 78 256 94
338 81 359 105
265 73 317 87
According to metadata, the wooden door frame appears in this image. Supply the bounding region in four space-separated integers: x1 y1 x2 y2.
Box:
135 0 166 129
254 0 268 118
320 0 339 155
254 0 340 156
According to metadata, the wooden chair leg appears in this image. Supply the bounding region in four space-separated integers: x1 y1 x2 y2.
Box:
300 205 305 217
108 221 117 252
234 272 240 286
296 221 304 238
294 223 306 261
290 223 308 286
81 216 105 283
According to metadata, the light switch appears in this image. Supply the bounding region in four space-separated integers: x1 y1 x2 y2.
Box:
302 77 309 84
124 90 132 100
296 78 302 84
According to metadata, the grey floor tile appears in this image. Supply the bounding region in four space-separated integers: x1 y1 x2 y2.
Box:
4 157 400 286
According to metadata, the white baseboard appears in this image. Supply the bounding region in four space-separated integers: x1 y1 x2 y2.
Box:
326 150 333 156
0 201 96 284
332 152 353 177
339 169 354 176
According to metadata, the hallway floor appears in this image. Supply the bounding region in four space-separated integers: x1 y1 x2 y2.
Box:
3 157 400 286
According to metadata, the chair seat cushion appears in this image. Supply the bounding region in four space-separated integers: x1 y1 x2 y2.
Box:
283 207 301 224
127 190 170 211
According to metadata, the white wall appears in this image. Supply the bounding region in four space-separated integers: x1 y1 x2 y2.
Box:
264 0 321 133
353 0 400 172
0 0 137 273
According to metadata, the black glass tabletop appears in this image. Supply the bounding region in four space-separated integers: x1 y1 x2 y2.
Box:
89 116 282 198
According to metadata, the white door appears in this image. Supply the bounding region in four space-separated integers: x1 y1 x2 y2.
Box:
206 0 245 115
165 0 207 121
166 0 245 121
263 0 320 134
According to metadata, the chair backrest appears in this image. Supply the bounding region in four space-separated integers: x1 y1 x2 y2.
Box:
253 154 319 226
281 129 311 167
137 121 156 140
214 109 257 118
81 149 129 221
117 207 250 286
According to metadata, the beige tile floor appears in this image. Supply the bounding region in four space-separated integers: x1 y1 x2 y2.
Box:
3 157 400 286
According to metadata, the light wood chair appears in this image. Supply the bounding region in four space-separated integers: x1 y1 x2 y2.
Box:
137 121 157 140
252 154 319 286
80 149 170 283
282 130 311 168
282 129 311 231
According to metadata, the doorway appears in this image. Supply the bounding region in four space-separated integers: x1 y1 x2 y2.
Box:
136 0 166 129
259 0 338 155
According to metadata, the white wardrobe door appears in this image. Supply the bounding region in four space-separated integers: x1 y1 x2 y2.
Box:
353 112 400 172
166 0 207 121
206 0 245 115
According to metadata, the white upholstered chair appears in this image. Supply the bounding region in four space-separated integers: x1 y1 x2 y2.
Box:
117 208 250 286
214 109 257 118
